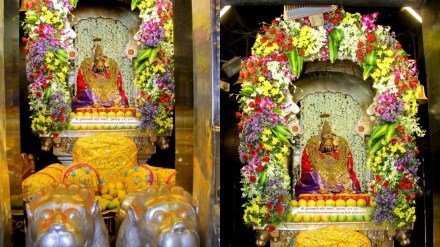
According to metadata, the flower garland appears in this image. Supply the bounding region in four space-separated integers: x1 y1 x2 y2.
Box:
23 0 77 136
132 0 174 135
237 9 424 230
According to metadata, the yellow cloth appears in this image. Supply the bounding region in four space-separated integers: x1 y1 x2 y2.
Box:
147 165 176 185
294 226 371 247
123 164 176 194
72 133 137 183
62 163 101 194
22 163 65 202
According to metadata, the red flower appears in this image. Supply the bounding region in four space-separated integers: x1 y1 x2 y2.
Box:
247 60 254 68
237 124 243 131
415 149 420 155
267 203 272 210
276 205 283 213
399 183 406 190
394 76 400 85
271 19 278 25
367 33 375 42
262 25 268 32
383 181 389 188
248 101 254 107
255 97 261 105
256 165 264 172
357 41 364 48
235 112 241 119
406 194 411 201
53 132 58 138
59 115 65 123
357 56 364 63
36 91 42 98
249 176 256 183
262 157 270 163
396 44 402 50
375 175 381 183
269 28 275 35
266 213 271 218
267 225 276 232
366 45 374 53
42 82 48 88
278 196 284 202
299 48 305 57
356 49 363 56
397 125 404 131
261 36 268 43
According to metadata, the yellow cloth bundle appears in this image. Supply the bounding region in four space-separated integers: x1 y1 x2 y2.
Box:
72 133 138 183
294 226 371 247
123 165 154 194
146 164 176 185
22 163 65 202
61 163 102 194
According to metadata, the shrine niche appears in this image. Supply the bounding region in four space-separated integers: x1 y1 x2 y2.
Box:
22 0 175 164
236 6 425 246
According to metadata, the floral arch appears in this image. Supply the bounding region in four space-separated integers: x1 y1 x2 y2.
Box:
23 0 174 136
237 9 424 231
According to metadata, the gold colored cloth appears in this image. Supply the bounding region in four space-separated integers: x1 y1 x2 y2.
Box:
147 165 176 185
62 163 101 194
305 136 352 190
123 164 176 194
72 133 137 183
22 163 65 202
294 226 371 247
80 58 120 104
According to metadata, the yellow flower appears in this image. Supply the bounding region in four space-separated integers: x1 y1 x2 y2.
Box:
263 143 273 151
374 156 382 165
271 137 279 145
275 153 284 161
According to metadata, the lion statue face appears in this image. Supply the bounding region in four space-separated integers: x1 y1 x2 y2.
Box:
116 185 200 247
26 183 109 247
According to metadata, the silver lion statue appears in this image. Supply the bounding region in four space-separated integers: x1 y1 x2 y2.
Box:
25 183 110 247
116 185 200 247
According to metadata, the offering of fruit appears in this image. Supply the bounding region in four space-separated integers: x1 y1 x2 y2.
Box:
98 182 128 211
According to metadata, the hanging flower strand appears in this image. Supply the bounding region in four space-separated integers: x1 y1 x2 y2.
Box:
132 0 174 135
23 0 77 136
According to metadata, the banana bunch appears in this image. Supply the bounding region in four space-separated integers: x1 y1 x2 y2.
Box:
286 48 304 79
328 28 344 63
96 182 128 212
367 123 397 156
134 47 159 75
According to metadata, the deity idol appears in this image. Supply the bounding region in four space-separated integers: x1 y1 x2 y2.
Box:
294 120 361 197
72 40 128 111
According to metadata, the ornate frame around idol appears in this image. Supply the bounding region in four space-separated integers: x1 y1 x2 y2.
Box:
237 8 425 233
22 0 174 138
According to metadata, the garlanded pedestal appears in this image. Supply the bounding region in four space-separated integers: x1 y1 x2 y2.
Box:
40 130 170 164
255 222 411 247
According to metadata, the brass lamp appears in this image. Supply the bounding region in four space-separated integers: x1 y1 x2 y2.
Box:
416 84 428 104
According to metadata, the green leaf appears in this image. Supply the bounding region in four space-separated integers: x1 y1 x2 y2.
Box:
363 64 375 80
365 50 377 66
131 0 141 10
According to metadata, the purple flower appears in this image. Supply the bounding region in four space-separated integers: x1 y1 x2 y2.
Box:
140 20 165 47
361 12 379 31
375 90 404 123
